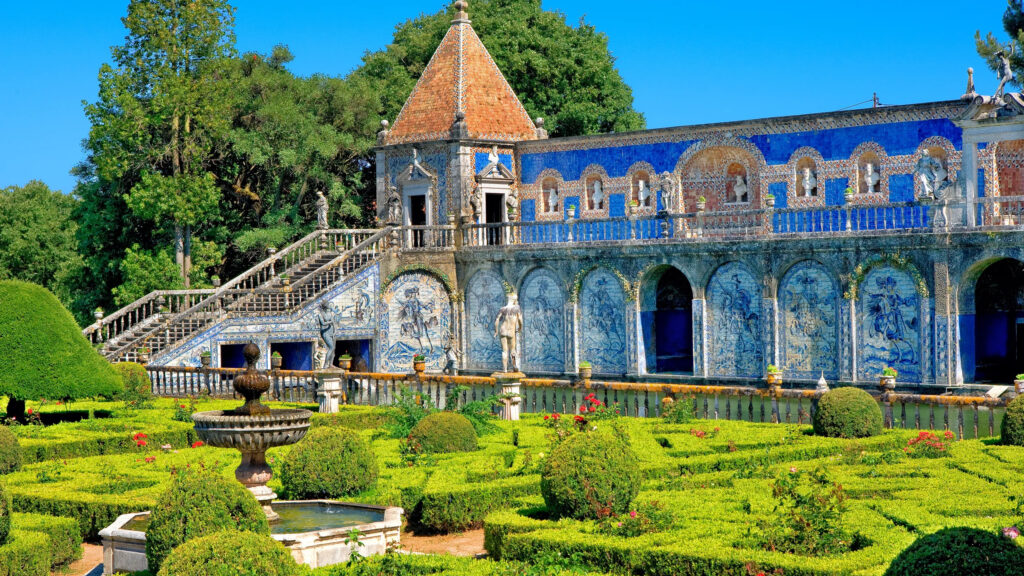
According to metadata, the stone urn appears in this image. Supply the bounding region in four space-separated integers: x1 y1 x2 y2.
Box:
339 356 352 371
879 375 897 392
695 199 706 212
765 372 782 388
578 364 592 381
1015 378 1024 397
413 357 426 375
765 196 776 208
137 349 150 365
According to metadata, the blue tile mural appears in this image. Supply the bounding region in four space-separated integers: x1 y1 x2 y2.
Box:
379 272 451 373
889 174 915 203
521 268 566 373
779 261 838 379
579 268 628 375
466 270 505 371
858 266 921 382
707 262 763 377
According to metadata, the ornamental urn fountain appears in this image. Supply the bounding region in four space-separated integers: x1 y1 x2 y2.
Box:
192 342 312 521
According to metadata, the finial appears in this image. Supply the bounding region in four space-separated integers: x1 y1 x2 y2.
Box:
380 119 389 129
961 67 977 101
534 117 545 128
453 0 469 23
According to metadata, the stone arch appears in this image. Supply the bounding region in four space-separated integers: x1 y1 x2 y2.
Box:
674 138 765 211
706 261 764 377
849 142 889 196
535 168 565 216
778 260 840 379
958 256 1024 382
378 271 452 373
578 267 629 375
857 265 922 382
520 267 567 373
638 264 694 374
626 161 657 209
580 164 610 214
464 269 506 372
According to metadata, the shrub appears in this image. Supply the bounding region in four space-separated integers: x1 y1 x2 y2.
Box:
812 387 882 438
382 386 436 438
660 397 693 424
146 467 269 572
114 362 152 409
883 527 1024 576
0 530 50 576
279 427 378 499
0 483 9 545
12 513 81 567
408 412 477 454
540 430 641 520
1001 396 1024 446
0 281 121 420
0 428 21 475
755 467 854 556
156 530 302 576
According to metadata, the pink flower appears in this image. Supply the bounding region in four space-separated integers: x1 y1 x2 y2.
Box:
629 510 637 519
1004 526 1020 540
616 522 622 527
144 456 156 463
789 467 798 474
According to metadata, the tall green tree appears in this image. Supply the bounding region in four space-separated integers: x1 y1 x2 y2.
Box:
0 182 82 307
977 1 1024 89
353 0 644 137
84 0 235 288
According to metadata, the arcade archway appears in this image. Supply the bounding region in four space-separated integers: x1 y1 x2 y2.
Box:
974 258 1024 382
640 266 693 373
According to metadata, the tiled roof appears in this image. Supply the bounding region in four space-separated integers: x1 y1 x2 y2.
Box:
385 6 537 145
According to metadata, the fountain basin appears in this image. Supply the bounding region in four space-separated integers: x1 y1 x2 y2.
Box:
192 408 312 450
98 500 404 574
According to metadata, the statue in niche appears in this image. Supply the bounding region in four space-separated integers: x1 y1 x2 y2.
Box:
493 292 523 373
314 301 338 369
506 187 519 218
659 172 677 211
801 167 817 197
546 186 558 213
732 175 749 203
637 179 653 207
590 179 604 210
315 190 329 229
469 185 483 221
914 150 944 199
863 163 880 193
995 47 1015 101
385 183 403 224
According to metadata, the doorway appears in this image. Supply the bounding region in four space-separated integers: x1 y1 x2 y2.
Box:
975 259 1024 382
485 193 505 245
269 341 314 371
654 268 693 372
334 339 373 372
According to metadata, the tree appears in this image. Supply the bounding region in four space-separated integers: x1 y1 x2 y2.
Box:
84 0 236 287
977 1 1024 89
0 182 82 307
0 281 122 420
353 0 645 137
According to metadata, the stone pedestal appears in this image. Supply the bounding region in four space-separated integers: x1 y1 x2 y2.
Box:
317 369 346 414
492 371 524 421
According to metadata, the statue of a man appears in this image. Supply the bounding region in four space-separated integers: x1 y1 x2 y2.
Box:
493 292 523 373
315 191 329 230
915 151 943 198
385 184 403 224
732 175 748 203
801 167 817 197
863 163 880 193
995 48 1015 100
591 179 604 209
506 187 519 218
659 172 677 212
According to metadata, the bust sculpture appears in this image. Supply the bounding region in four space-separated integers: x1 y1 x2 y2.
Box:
493 292 523 373
546 186 558 213
801 167 817 197
315 190 329 229
863 163 880 193
591 179 604 210
732 175 748 203
637 179 652 206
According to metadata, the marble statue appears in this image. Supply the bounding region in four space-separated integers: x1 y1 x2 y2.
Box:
732 175 748 203
863 163 880 193
493 292 523 373
385 183 403 224
915 151 944 198
995 48 1015 100
546 186 558 213
637 179 652 206
801 167 817 197
315 301 337 369
506 187 519 217
443 340 459 375
315 191 329 230
659 172 677 211
591 179 604 210
469 185 483 220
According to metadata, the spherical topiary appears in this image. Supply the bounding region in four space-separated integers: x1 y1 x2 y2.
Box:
114 362 152 408
279 427 378 499
408 412 477 453
1000 395 1024 446
0 483 10 545
156 530 302 576
813 387 883 438
541 431 642 520
883 527 1024 576
146 467 269 573
0 426 22 475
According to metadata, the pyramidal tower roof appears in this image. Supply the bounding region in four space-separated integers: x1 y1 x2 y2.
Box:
384 0 538 145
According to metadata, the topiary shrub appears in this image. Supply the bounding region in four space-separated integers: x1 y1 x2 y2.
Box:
0 483 9 545
408 411 477 453
884 527 1024 576
812 387 883 438
0 281 121 420
1001 395 1024 446
145 467 269 573
541 430 642 520
114 362 152 409
279 427 378 499
0 427 21 475
156 530 303 576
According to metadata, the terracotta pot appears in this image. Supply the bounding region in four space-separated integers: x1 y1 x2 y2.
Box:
765 373 782 387
413 360 426 374
271 355 282 370
339 358 352 371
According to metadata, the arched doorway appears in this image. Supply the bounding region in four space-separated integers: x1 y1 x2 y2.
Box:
975 258 1024 382
640 267 693 373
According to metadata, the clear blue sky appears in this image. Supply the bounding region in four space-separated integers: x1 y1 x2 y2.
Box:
0 1 1007 194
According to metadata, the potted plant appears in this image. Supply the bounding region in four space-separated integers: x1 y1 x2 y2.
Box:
279 273 290 287
844 186 856 202
211 275 221 288
1014 373 1024 396
199 350 212 368
880 366 898 391
137 347 151 364
271 351 283 370
566 205 577 220
765 194 776 208
413 354 427 374
628 199 639 217
578 361 592 381
765 364 782 387
339 353 352 371
695 196 706 212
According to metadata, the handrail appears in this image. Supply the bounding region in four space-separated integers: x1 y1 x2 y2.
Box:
83 289 214 344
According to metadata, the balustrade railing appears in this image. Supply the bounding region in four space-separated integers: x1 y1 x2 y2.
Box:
397 225 455 251
145 366 1009 439
84 290 213 346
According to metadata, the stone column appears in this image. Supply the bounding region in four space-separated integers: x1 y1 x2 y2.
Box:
317 368 345 414
841 299 857 383
962 138 978 227
628 295 641 376
763 297 779 370
692 298 708 377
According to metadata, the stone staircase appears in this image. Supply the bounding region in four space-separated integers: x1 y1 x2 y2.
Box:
86 228 390 363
